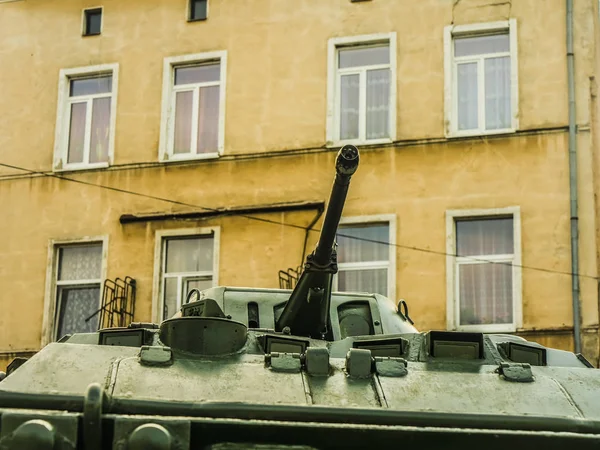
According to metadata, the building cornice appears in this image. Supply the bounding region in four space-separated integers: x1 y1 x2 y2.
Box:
0 125 569 182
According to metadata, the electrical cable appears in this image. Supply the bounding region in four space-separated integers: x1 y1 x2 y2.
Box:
1 161 597 281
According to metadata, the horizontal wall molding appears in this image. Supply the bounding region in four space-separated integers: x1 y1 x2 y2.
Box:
515 325 599 336
0 126 569 182
0 350 38 357
120 200 325 224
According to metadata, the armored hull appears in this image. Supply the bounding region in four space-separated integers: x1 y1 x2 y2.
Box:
0 287 599 449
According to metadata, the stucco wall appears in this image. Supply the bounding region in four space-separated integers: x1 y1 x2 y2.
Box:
0 0 572 171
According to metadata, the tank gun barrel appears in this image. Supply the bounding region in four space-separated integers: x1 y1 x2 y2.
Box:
313 145 360 266
275 145 360 339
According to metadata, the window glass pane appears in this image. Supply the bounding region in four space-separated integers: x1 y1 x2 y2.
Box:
70 76 112 96
173 90 193 154
175 63 220 85
339 45 389 69
338 268 387 296
485 56 511 130
340 74 359 140
366 69 390 140
337 224 389 263
456 218 514 256
457 62 478 130
459 262 512 325
197 85 219 153
190 0 207 20
184 277 213 302
58 244 102 280
86 10 102 35
454 33 509 57
163 277 178 320
56 286 100 338
89 97 110 163
165 237 213 273
67 102 87 164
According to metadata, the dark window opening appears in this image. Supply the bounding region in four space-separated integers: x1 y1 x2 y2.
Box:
83 8 102 36
189 0 208 21
247 302 260 328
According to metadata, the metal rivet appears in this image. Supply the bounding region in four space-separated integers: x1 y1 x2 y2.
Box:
12 419 56 450
128 423 172 450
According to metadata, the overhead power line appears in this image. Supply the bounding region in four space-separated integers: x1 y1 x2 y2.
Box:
1 161 597 281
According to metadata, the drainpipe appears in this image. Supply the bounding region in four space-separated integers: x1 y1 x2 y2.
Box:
567 0 582 353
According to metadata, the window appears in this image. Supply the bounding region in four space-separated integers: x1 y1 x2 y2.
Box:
444 20 518 136
188 0 208 21
327 33 397 145
83 8 102 36
334 217 395 299
53 243 103 340
446 208 522 332
155 231 218 321
54 64 118 171
159 52 227 161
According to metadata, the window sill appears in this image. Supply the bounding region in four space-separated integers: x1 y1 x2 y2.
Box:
187 17 208 22
446 128 517 139
161 152 220 163
452 323 517 334
326 138 393 148
53 162 110 173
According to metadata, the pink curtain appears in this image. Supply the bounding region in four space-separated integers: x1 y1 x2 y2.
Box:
197 86 219 153
174 91 193 154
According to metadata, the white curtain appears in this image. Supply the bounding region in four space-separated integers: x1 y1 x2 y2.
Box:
366 69 390 139
338 269 388 296
456 218 513 325
336 224 389 296
56 244 102 337
165 237 213 274
68 76 112 164
457 62 478 130
459 263 512 325
337 224 389 263
57 287 100 337
197 85 220 153
174 91 193 154
67 102 87 164
485 56 511 129
58 245 102 280
90 97 111 163
340 74 360 140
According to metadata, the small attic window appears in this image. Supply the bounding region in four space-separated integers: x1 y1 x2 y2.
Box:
83 8 102 36
189 0 208 21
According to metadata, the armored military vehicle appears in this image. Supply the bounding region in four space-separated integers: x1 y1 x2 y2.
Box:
1 145 599 449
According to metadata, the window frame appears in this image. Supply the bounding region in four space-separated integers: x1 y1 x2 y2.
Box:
443 20 519 138
41 235 108 347
82 6 103 36
445 207 522 333
187 0 208 22
159 51 227 163
334 214 396 301
152 227 220 323
53 63 119 172
326 33 397 147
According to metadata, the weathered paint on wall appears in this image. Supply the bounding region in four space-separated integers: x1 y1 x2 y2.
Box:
0 0 599 369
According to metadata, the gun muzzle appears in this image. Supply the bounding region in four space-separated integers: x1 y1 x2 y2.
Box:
335 144 360 180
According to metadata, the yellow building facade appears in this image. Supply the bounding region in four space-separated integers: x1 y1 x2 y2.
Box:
1 0 600 369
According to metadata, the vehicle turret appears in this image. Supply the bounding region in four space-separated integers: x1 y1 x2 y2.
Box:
276 144 360 339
